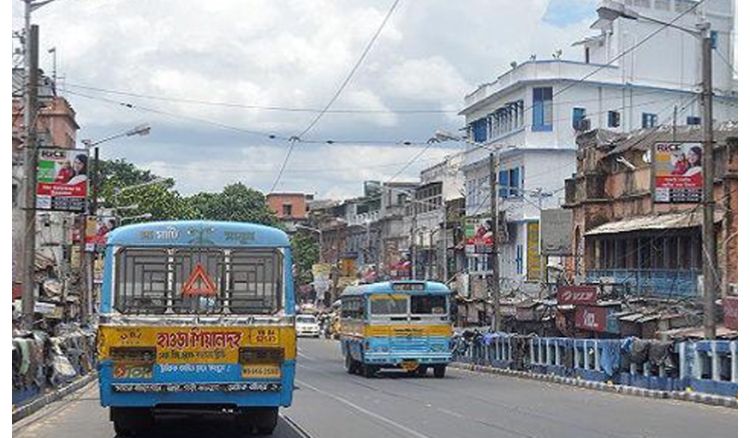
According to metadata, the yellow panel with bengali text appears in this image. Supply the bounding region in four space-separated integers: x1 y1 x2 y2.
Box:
98 325 296 363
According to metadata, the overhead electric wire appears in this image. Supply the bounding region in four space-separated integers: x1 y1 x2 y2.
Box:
64 88 443 148
548 0 706 105
62 82 457 114
269 0 401 193
713 47 738 76
385 141 435 184
61 81 673 116
66 89 279 139
140 156 439 175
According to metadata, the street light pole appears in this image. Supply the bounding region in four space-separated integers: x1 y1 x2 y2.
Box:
79 124 151 326
489 152 500 332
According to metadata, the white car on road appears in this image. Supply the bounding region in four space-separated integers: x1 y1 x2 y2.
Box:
295 314 320 338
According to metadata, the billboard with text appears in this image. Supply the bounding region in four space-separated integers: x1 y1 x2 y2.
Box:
36 147 89 212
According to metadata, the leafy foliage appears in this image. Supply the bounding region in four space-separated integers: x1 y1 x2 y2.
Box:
95 160 276 225
185 182 279 226
291 231 320 286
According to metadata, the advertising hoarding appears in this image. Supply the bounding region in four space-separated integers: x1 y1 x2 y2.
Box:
653 142 703 203
540 209 573 256
526 221 540 281
557 285 598 305
85 215 118 252
36 147 89 212
464 217 493 254
575 305 619 333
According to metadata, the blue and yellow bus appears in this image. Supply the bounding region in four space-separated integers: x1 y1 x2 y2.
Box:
96 221 296 436
339 281 452 378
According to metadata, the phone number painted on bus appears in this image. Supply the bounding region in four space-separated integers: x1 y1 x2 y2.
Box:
98 325 295 364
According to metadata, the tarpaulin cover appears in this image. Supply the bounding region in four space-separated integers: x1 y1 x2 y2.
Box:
599 341 621 376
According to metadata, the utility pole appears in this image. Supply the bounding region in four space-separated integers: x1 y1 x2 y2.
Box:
442 203 448 283
410 202 417 280
21 22 39 331
700 23 716 340
489 153 500 331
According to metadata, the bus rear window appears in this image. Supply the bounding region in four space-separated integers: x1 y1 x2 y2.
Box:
369 295 407 315
113 247 282 315
410 295 447 315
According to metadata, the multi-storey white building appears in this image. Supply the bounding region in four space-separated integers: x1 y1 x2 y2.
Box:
459 0 737 289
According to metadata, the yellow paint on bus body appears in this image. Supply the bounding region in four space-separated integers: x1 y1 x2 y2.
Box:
98 325 296 363
339 321 451 338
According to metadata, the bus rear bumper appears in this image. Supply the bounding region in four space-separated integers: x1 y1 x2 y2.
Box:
98 361 295 408
362 353 452 366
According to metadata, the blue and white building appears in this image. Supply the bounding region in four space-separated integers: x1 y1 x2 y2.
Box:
459 0 737 290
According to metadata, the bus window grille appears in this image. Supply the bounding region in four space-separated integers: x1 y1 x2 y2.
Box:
113 247 282 315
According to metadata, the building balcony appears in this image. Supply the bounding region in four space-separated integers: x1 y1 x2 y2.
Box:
586 268 700 298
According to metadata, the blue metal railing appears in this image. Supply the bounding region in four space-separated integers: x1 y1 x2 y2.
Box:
452 334 737 398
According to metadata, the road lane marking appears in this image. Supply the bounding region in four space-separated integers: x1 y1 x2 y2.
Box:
296 380 431 438
298 351 314 361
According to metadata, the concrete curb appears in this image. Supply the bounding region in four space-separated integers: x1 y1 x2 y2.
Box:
449 362 737 409
12 373 98 423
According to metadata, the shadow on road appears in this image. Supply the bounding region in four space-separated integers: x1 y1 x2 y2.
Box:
116 415 307 438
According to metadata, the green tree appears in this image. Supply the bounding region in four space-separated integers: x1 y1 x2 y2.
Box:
291 232 320 286
115 184 198 223
185 182 278 226
95 158 163 208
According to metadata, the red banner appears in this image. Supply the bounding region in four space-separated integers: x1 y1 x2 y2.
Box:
558 285 598 305
724 296 738 331
575 306 608 332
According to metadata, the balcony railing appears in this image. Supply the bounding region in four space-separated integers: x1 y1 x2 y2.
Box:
586 269 700 298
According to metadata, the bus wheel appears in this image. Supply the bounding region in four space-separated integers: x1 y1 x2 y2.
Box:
433 365 446 378
238 407 278 436
345 353 358 374
111 407 152 436
415 365 428 377
362 364 377 378
255 407 278 436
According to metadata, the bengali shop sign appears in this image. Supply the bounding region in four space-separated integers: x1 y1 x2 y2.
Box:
36 147 89 212
557 285 598 305
653 142 703 203
575 306 608 332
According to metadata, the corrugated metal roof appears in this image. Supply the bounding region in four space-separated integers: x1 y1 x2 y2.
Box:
585 210 723 236
605 122 738 156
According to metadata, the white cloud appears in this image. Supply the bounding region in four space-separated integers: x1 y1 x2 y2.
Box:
14 0 597 199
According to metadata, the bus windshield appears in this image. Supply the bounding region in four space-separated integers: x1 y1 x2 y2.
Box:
369 294 408 316
113 247 283 315
410 295 447 315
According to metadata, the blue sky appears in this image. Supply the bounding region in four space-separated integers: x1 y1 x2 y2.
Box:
12 0 597 199
543 0 598 27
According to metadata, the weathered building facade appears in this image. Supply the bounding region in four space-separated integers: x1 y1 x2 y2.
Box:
564 123 738 299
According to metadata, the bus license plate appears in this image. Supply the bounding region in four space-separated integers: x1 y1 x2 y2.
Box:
242 364 281 379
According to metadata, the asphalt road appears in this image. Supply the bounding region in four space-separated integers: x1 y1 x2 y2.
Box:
13 338 737 438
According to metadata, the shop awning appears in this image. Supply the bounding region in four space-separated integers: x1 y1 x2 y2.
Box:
585 210 724 236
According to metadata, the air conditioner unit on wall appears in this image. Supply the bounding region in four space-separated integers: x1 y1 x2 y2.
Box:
574 118 591 132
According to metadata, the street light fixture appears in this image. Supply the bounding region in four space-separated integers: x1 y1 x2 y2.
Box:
597 1 718 340
120 213 152 223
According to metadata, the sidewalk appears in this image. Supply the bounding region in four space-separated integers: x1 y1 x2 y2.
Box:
449 362 738 409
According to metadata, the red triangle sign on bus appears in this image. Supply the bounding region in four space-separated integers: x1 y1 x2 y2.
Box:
181 263 217 296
